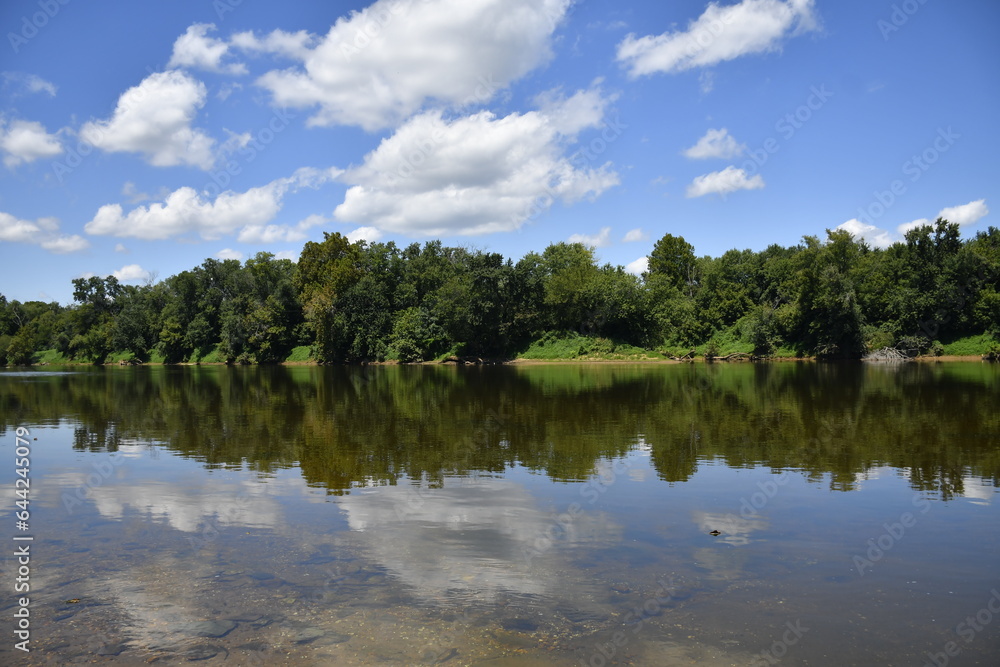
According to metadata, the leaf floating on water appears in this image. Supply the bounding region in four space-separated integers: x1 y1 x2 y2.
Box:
64 599 81 604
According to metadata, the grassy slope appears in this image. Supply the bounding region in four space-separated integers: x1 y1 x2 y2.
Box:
23 333 997 366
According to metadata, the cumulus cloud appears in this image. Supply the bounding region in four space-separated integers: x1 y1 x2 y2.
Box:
237 213 328 244
215 249 243 261
0 211 88 253
113 264 151 282
0 118 63 167
840 199 989 247
686 166 764 198
79 70 215 169
896 218 931 236
253 0 571 130
683 128 745 160
346 226 384 244
617 0 818 78
898 199 989 235
231 28 315 60
623 228 649 242
85 168 336 241
568 226 612 248
168 23 247 75
837 218 894 249
938 199 989 227
332 89 619 237
625 256 649 276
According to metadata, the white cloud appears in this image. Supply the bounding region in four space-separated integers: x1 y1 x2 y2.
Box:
683 128 745 160
346 226 384 244
79 70 215 169
535 85 614 136
231 28 315 60
215 249 243 261
1 72 57 96
24 74 56 96
40 235 89 254
617 0 818 78
897 218 931 236
699 71 715 94
85 168 335 241
0 211 88 253
237 201 335 245
114 243 128 253
0 118 63 167
274 250 297 261
625 256 649 276
254 0 572 130
939 199 989 227
568 226 612 248
168 23 247 75
837 218 894 249
898 199 989 235
333 90 619 237
686 166 764 198
216 82 242 101
623 228 649 243
113 264 151 282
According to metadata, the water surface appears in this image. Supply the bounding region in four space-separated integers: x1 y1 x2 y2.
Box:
1 362 998 665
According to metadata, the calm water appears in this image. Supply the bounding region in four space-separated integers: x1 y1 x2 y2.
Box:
1 362 998 666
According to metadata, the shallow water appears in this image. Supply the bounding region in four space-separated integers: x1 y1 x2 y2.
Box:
1 362 998 665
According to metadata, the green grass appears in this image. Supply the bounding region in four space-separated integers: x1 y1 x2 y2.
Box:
938 334 999 357
518 332 666 361
33 348 71 364
190 345 225 363
285 346 313 362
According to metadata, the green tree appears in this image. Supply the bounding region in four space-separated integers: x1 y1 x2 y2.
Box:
295 233 363 362
648 233 696 292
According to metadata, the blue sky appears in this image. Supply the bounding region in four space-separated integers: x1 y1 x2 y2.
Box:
1 0 997 304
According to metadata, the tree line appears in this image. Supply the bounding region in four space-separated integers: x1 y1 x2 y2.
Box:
1 219 998 365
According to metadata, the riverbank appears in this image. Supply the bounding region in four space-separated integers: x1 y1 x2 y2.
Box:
11 354 996 368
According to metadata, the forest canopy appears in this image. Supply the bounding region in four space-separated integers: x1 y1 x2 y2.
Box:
1 219 998 365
